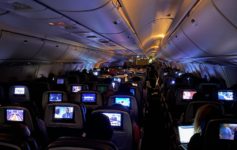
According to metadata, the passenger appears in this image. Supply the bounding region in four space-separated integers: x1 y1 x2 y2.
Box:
103 85 115 105
114 82 133 96
85 113 113 140
187 104 223 150
146 65 157 88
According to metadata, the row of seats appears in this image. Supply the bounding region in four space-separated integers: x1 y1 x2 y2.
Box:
0 102 139 150
0 81 145 150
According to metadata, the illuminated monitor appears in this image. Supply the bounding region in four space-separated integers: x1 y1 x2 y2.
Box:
81 93 96 103
97 85 108 94
48 93 63 102
115 97 131 108
182 90 197 100
54 106 74 120
130 88 135 96
6 109 24 122
178 125 194 144
71 85 82 93
14 86 25 95
218 90 234 101
93 71 99 76
219 123 237 140
114 78 121 83
112 82 116 89
132 83 138 87
171 80 176 85
57 78 64 85
102 112 122 128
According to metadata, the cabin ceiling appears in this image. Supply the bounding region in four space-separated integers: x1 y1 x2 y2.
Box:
0 0 182 66
0 0 236 67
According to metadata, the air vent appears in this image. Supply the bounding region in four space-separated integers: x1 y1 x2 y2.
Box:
99 39 109 43
13 2 32 10
86 35 97 39
64 25 77 30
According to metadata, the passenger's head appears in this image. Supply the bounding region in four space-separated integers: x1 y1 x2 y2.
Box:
86 113 113 140
194 104 222 134
117 82 132 94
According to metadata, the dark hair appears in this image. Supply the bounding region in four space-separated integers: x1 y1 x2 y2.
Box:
86 113 113 140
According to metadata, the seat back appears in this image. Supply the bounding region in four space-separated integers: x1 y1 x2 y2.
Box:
73 91 103 110
47 137 118 150
0 124 37 150
0 106 34 131
44 103 84 129
0 85 6 104
183 101 224 123
44 102 84 139
203 118 237 150
92 109 133 150
67 84 89 94
9 85 30 102
42 91 68 111
108 95 138 121
176 88 197 105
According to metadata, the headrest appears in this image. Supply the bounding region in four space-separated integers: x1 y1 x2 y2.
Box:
96 84 109 94
183 101 224 123
44 103 84 129
108 95 138 119
92 109 132 133
85 113 113 140
176 88 197 103
72 91 102 110
42 91 68 110
47 137 118 150
0 106 34 131
204 118 237 149
9 85 30 102
67 84 88 94
108 95 137 109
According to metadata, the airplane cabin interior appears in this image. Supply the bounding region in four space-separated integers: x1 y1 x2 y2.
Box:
0 0 236 150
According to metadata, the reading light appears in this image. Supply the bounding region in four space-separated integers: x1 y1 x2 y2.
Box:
48 22 65 27
149 58 153 64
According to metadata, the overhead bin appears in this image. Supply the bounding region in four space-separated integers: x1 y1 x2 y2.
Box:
56 0 129 34
59 45 108 63
33 40 68 61
170 29 207 59
167 0 198 35
39 0 110 12
158 0 237 63
181 0 237 56
34 0 138 53
159 39 182 61
1 0 61 19
59 46 83 61
212 0 237 27
0 31 43 60
158 28 208 62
